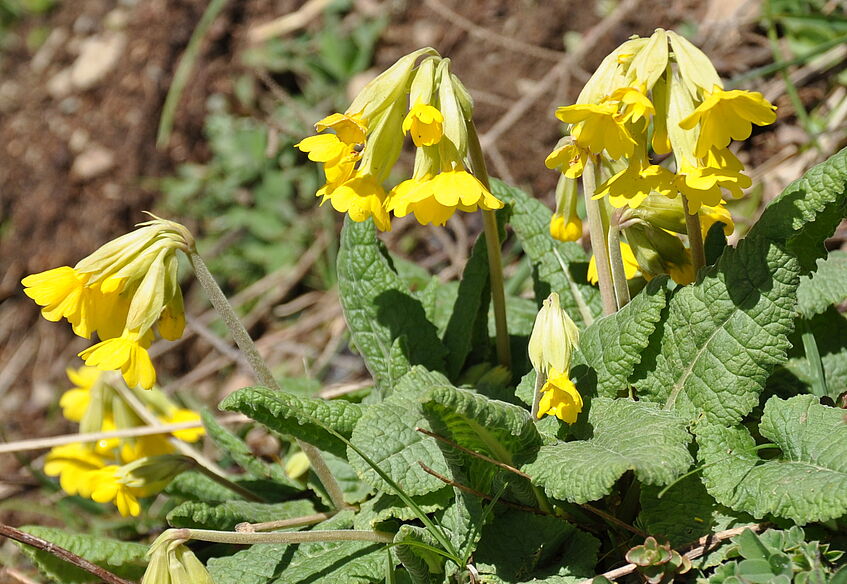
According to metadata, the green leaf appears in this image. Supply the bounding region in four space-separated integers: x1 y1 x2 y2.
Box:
347 367 452 496
338 217 448 390
784 307 847 399
167 499 316 530
442 230 492 379
16 526 147 584
797 250 847 317
632 236 801 425
576 277 667 397
207 510 385 584
639 475 755 548
353 488 453 530
200 409 293 484
421 384 542 491
317 450 373 505
523 398 692 503
393 525 447 584
475 509 599 583
491 178 601 328
698 395 847 524
749 146 847 271
165 471 283 503
219 386 362 458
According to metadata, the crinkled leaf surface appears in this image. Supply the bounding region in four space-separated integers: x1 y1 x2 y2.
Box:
165 471 288 503
219 386 361 458
784 307 847 400
577 277 667 397
797 250 847 317
338 217 448 390
491 178 600 328
17 526 147 584
347 367 451 496
353 488 452 530
393 524 446 584
167 499 315 531
475 509 599 583
523 398 692 503
207 510 385 584
698 395 847 524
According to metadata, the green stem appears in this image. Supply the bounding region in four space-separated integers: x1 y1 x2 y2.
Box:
188 250 348 510
582 159 616 315
607 211 630 309
530 370 545 420
193 461 266 503
467 122 511 369
801 319 828 397
681 196 706 274
179 527 394 546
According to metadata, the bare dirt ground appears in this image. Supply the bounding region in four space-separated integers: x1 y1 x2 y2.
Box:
1 0 845 536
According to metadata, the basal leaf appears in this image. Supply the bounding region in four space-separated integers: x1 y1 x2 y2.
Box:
632 236 800 425
784 307 847 399
475 509 599 583
797 250 847 317
347 367 451 496
207 510 385 584
523 398 692 504
393 524 446 584
17 526 148 584
491 178 601 328
353 488 452 530
167 499 316 531
338 217 448 390
165 471 289 503
577 277 667 397
219 386 362 458
698 395 847 524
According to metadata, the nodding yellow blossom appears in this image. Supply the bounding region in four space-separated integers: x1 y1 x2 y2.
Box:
679 88 776 158
318 173 391 231
79 330 156 391
23 218 191 390
699 201 735 238
596 163 676 209
89 466 143 517
59 366 101 422
555 103 637 160
387 170 503 226
528 293 579 376
537 368 583 423
161 409 204 443
402 103 444 147
675 148 752 213
44 444 105 497
295 112 366 186
550 213 583 242
610 86 655 123
142 530 215 584
545 140 587 179
588 242 641 284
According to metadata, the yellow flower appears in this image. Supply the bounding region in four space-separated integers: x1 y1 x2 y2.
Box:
44 444 106 497
537 368 583 423
142 530 215 584
610 86 655 123
679 88 776 158
596 163 676 209
556 103 637 160
315 112 367 144
588 242 640 284
79 330 156 390
58 366 102 422
89 466 143 517
295 113 366 185
386 170 503 227
699 202 735 238
120 435 174 464
20 267 108 338
545 141 587 179
161 409 205 443
675 148 752 213
318 173 391 231
550 213 582 242
402 103 444 147
528 293 580 375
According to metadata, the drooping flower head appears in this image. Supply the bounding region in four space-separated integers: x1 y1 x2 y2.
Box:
23 217 192 389
142 530 214 584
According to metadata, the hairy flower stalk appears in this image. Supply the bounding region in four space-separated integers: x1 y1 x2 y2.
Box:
298 48 511 367
546 29 775 298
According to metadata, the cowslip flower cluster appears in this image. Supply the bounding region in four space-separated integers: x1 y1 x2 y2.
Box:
22 217 193 389
43 366 202 516
546 29 775 284
528 293 582 423
297 48 503 230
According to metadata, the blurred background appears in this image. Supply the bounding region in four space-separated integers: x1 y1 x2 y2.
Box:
1 0 846 567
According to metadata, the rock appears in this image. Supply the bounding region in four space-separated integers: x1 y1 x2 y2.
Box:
71 145 115 180
70 32 127 91
104 8 130 30
30 27 69 73
47 68 73 99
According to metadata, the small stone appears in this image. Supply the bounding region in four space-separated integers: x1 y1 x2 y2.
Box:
72 145 115 180
69 129 90 153
58 96 81 114
47 68 73 98
71 32 127 91
73 14 97 35
104 8 129 30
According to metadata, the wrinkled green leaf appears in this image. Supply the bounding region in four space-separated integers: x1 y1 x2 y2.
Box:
784 307 847 399
797 250 847 317
393 524 446 584
698 395 847 524
167 499 316 531
523 398 692 503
